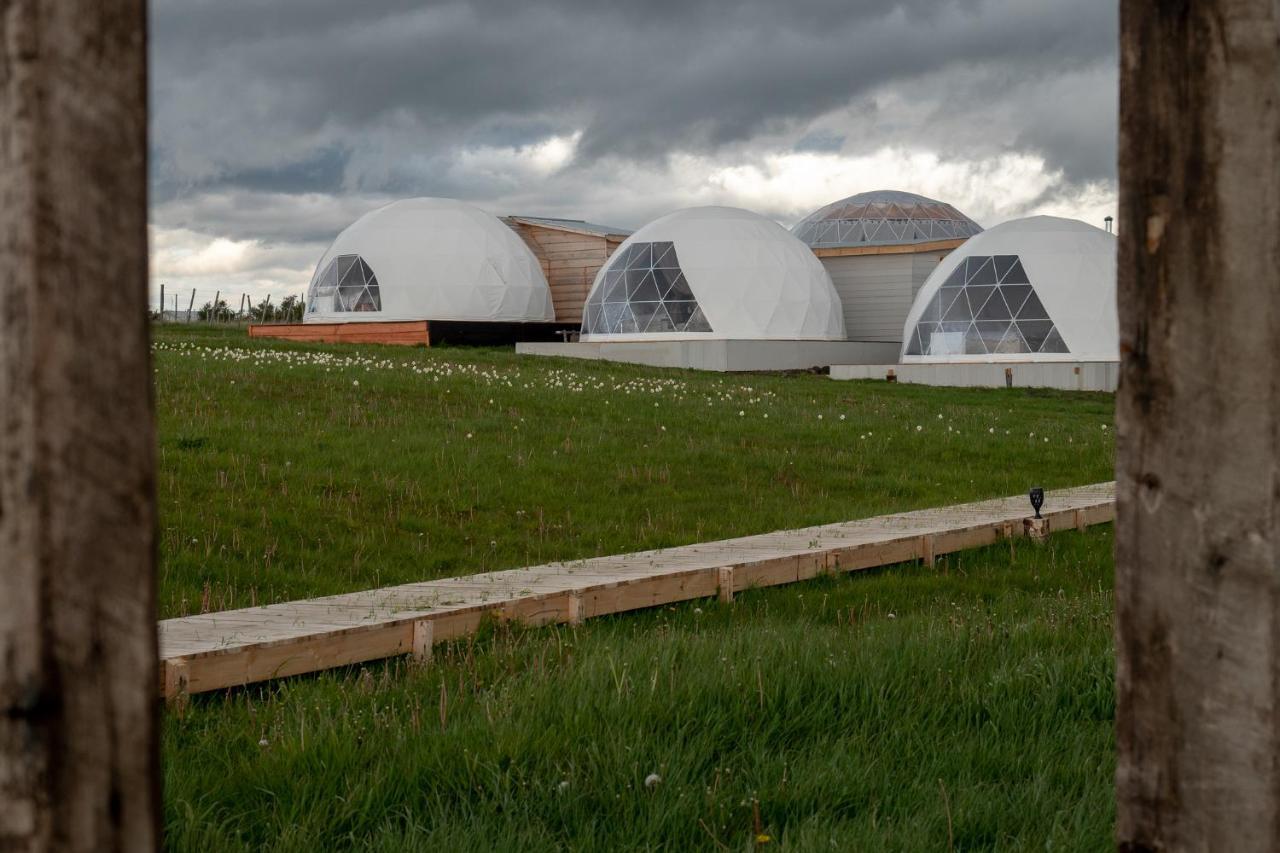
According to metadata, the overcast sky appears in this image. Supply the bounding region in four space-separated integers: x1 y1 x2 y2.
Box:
149 0 1119 310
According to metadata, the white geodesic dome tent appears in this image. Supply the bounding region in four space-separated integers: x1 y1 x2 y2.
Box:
579 206 845 340
900 215 1117 362
303 198 555 324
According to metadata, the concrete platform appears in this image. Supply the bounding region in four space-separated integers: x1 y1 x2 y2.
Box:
516 339 901 372
830 361 1119 391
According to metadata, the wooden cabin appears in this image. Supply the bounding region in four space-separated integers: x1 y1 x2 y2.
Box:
501 216 630 325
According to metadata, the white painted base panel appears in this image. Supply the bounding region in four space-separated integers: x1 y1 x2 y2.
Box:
830 361 1119 391
517 339 902 372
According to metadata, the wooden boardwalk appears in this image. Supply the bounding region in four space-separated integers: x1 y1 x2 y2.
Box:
159 482 1115 697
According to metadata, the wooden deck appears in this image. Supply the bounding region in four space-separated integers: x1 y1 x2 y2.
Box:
159 482 1115 697
248 320 430 346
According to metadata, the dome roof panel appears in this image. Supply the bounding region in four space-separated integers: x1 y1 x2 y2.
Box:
792 189 983 249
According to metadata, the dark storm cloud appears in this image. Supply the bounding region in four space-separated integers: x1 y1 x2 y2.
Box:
151 0 1118 214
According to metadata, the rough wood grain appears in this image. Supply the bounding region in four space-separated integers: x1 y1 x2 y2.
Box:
1116 2 1280 849
0 0 159 849
160 483 1114 696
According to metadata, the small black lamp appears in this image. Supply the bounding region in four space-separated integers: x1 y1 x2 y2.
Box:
1029 487 1045 519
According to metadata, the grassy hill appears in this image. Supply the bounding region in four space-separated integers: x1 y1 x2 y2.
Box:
155 325 1116 850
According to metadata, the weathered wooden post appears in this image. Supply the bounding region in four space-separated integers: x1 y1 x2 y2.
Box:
0 0 159 849
1116 1 1279 849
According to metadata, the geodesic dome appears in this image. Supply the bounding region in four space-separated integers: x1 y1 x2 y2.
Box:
792 190 983 250
304 198 554 324
580 206 844 340
900 215 1117 362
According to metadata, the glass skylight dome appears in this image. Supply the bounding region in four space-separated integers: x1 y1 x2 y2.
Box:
304 198 554 324
792 189 983 249
900 215 1118 362
580 206 845 340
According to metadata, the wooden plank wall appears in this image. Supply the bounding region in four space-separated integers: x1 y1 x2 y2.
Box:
248 321 430 346
506 222 624 324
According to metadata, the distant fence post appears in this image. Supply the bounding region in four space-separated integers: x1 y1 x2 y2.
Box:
1116 0 1280 849
0 0 160 847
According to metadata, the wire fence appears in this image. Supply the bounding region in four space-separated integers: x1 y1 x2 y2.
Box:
152 285 308 324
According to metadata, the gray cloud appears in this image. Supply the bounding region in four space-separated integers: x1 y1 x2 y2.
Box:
152 0 1116 194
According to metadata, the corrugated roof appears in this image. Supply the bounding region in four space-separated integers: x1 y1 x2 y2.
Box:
507 215 632 238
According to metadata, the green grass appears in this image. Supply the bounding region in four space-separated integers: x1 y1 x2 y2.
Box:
153 325 1113 618
165 530 1115 851
155 325 1117 850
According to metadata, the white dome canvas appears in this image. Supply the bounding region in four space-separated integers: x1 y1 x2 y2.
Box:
900 215 1117 363
580 206 845 341
304 198 555 324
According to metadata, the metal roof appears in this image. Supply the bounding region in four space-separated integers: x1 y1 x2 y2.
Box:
507 215 632 238
791 190 982 250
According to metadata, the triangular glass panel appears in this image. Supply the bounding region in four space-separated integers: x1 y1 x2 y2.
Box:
627 244 652 270
314 260 339 294
975 289 1012 321
942 291 973 322
999 284 1032 316
1040 327 1069 353
336 255 357 284
683 305 712 333
940 264 967 289
663 300 697 329
665 273 695 302
937 287 965 319
337 285 363 311
1017 320 1054 352
993 324 1029 354
630 301 660 331
652 242 678 269
905 326 923 356
918 292 944 323
624 268 648 298
643 302 675 333
602 271 628 303
993 255 1018 282
651 267 677 299
966 256 997 286
631 271 662 302
617 304 640 334
1016 291 1049 320
974 321 1011 352
599 300 624 330
964 285 996 316
1002 259 1029 284
359 258 376 286
964 323 986 355
353 287 379 311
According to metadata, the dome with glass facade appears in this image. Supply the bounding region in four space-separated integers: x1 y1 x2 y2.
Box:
304 198 554 324
791 189 983 250
580 206 844 340
900 215 1117 362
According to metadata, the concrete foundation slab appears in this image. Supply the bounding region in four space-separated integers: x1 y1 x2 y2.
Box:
830 361 1119 391
516 339 901 372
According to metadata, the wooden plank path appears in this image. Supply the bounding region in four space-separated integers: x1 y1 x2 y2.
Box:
159 482 1115 697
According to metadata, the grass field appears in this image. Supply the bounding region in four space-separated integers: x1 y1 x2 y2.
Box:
153 325 1113 618
156 325 1117 850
